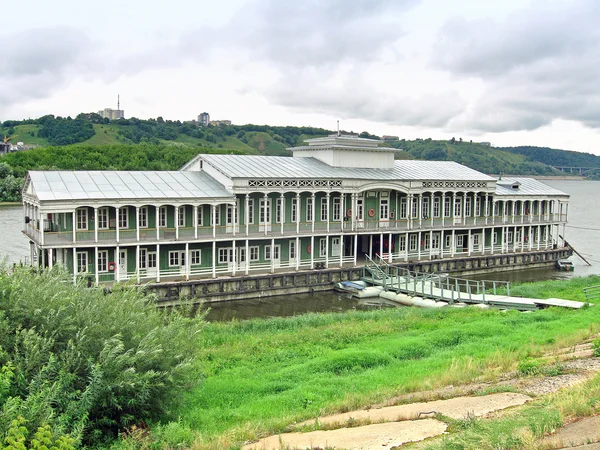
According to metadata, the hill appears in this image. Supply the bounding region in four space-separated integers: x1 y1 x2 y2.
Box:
500 145 600 174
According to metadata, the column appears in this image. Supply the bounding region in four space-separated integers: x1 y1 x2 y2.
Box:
452 193 457 226
408 194 413 230
418 194 423 228
537 225 541 250
441 193 446 227
212 241 216 278
340 234 344 267
467 229 471 256
521 201 524 224
451 229 455 257
193 205 198 239
430 195 434 228
136 245 140 283
245 194 250 236
48 249 53 270
462 194 467 226
115 245 120 281
388 233 393 263
72 248 77 284
175 206 180 240
156 244 160 282
310 235 314 269
296 236 300 271
484 194 489 225
474 194 477 226
136 206 140 242
379 233 384 259
245 239 250 275
341 193 346 232
280 193 285 235
353 234 358 266
264 193 269 237
325 236 329 269
351 193 356 231
296 193 301 234
429 230 433 259
94 207 98 243
417 231 422 260
369 235 373 259
156 206 160 241
405 232 409 261
95 247 99 286
326 193 330 233
72 211 77 243
232 240 236 277
212 205 217 239
511 201 516 224
40 212 45 246
311 193 315 233
233 202 238 237
185 242 190 279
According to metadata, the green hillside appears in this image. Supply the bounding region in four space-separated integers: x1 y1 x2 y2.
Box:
500 145 600 171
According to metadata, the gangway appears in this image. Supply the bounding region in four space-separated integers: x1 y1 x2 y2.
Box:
361 255 585 311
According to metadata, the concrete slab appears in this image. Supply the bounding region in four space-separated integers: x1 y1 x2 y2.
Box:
242 419 447 450
297 392 532 427
542 415 600 448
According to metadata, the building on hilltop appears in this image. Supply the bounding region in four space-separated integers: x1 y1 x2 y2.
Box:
209 120 232 126
99 95 125 120
382 135 399 141
198 112 210 126
21 133 569 285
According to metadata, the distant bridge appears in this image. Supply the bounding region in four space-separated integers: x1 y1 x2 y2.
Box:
551 166 600 176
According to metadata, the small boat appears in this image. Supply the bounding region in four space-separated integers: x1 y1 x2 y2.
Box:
556 259 574 271
334 281 384 298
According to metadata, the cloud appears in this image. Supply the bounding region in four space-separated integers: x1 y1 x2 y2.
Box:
434 0 600 133
0 28 98 113
265 67 465 128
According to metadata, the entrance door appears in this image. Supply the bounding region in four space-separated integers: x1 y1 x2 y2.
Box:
226 204 238 233
272 244 281 268
379 199 389 228
356 198 364 229
331 237 341 257
288 240 296 267
147 251 157 277
259 199 272 232
454 198 462 225
237 247 247 271
118 249 128 280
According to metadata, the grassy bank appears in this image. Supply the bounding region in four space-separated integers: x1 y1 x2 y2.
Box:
154 275 600 449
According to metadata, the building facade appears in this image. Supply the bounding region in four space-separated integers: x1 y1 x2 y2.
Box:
198 112 210 126
22 135 569 285
98 108 125 120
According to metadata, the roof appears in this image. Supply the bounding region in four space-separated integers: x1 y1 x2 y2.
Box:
494 177 568 197
200 154 495 182
27 171 232 201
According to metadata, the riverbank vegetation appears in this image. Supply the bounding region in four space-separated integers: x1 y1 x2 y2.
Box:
1 269 599 449
0 266 203 447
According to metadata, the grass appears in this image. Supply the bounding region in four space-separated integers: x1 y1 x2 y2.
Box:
162 275 600 449
9 124 49 146
85 124 128 145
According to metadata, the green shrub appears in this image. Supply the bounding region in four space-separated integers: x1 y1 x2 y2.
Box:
517 359 542 376
0 266 203 445
593 337 600 357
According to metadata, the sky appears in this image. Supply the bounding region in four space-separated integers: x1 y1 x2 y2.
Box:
2 0 600 155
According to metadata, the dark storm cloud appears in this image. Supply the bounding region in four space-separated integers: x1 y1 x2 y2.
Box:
0 28 96 112
434 0 600 132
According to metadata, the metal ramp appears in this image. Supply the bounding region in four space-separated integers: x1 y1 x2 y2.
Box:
360 255 584 311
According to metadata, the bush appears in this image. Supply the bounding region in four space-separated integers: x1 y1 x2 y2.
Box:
593 337 600 357
517 359 542 376
0 266 203 446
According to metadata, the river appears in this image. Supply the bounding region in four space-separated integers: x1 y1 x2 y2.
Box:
1 179 599 321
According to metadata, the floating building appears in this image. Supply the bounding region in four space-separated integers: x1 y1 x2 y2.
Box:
21 134 569 288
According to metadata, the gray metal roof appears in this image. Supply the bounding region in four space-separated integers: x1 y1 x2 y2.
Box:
200 154 495 181
28 171 232 201
494 177 568 197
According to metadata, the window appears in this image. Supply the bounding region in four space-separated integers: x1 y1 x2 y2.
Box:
97 207 108 229
412 198 418 218
148 252 157 269
432 233 440 249
494 202 500 216
249 246 260 261
76 208 88 230
333 197 341 221
118 207 128 229
456 235 464 247
507 231 513 243
265 244 281 261
409 234 417 251
465 198 471 217
218 248 232 263
380 199 389 219
445 235 452 248
475 198 481 216
276 198 284 223
159 206 167 228
516 229 522 242
357 198 364 220
400 198 407 219
178 207 186 227
306 197 314 222
197 206 203 226
320 198 328 221
433 198 440 218
190 250 201 265
248 199 254 224
169 251 180 267
423 233 430 250
473 234 480 246
319 238 327 257
444 197 451 217
493 232 499 245
291 198 298 222
289 240 296 260
454 198 461 217
265 245 271 261
212 206 220 226
259 199 270 224
422 197 429 218
139 206 148 228
399 235 406 251
76 251 88 273
139 248 147 269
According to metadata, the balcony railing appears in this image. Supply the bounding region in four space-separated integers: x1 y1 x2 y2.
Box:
27 213 568 246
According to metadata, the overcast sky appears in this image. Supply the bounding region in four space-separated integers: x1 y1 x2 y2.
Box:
2 0 600 154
